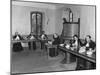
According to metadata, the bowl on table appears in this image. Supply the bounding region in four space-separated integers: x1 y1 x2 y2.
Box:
70 47 76 51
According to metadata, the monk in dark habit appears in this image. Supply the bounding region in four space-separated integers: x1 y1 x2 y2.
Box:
12 32 23 52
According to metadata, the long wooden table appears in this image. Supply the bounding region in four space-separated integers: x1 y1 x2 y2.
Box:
12 39 51 51
11 39 39 50
12 39 51 43
58 46 96 69
38 38 51 42
12 39 38 43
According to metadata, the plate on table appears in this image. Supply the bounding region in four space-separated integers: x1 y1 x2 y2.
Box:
70 47 74 51
79 47 86 53
60 44 64 47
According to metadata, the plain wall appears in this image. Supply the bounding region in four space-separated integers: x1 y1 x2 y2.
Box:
80 6 95 41
12 5 56 35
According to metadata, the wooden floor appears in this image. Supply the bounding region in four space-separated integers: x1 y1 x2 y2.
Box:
11 48 77 74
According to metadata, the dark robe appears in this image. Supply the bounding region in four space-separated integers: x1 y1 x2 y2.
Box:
84 40 96 50
52 36 61 56
13 35 23 52
40 34 48 40
27 34 36 50
70 39 80 46
52 36 61 45
69 39 80 62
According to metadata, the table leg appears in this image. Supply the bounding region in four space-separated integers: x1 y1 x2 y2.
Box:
61 52 71 64
47 47 50 59
85 61 91 69
85 61 96 70
66 52 71 64
31 41 33 50
76 58 89 70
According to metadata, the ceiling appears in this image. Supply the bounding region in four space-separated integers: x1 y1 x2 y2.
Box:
12 1 57 9
12 0 85 11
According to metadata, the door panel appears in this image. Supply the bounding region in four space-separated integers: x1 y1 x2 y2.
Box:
31 13 36 34
31 12 42 37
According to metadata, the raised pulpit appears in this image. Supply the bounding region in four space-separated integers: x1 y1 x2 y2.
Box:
61 18 80 40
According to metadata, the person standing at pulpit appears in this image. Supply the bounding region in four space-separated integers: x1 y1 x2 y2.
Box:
12 32 23 52
27 32 36 50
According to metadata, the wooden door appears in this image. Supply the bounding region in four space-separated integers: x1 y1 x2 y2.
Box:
31 12 42 37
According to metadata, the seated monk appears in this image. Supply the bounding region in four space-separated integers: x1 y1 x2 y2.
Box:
12 32 23 52
27 32 37 50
